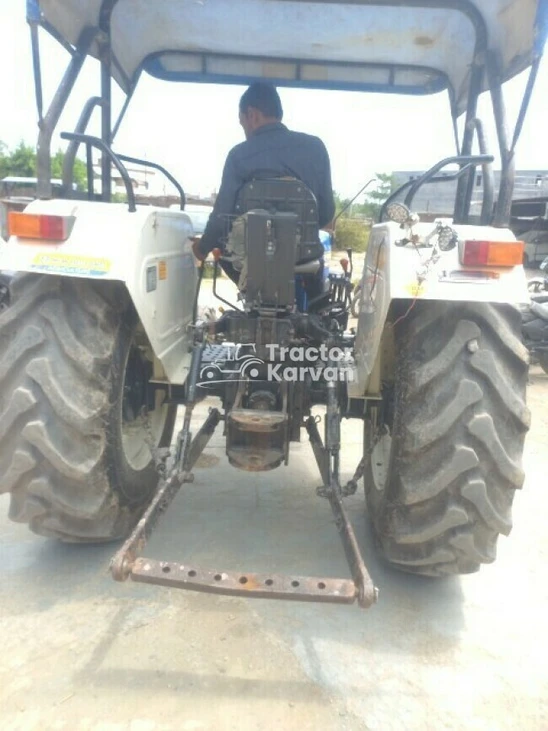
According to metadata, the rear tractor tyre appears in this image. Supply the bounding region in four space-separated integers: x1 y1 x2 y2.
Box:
365 301 530 576
0 274 176 542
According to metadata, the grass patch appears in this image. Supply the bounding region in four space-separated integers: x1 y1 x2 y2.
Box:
332 219 370 253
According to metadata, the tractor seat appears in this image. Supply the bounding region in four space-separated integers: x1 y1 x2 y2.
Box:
234 178 325 264
229 179 326 310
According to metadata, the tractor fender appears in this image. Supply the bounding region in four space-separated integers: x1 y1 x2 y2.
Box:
0 198 198 385
350 221 530 398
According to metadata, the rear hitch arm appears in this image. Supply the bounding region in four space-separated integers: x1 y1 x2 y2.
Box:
111 350 378 609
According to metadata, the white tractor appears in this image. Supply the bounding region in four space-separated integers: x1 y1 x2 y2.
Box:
0 0 545 608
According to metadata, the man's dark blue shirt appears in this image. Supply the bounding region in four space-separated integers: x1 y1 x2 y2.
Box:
198 122 335 257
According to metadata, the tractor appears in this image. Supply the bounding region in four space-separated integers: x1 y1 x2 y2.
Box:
0 0 546 608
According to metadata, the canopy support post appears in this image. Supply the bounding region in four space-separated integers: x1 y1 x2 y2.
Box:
29 23 43 125
453 62 483 224
98 0 119 202
112 74 140 142
510 54 542 156
487 53 515 229
35 27 96 200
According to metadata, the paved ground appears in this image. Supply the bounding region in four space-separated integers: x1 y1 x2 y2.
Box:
1 261 546 730
1 361 548 730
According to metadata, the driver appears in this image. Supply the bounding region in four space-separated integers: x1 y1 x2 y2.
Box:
192 82 335 273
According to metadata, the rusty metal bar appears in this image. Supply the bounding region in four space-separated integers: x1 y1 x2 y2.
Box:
327 487 377 608
306 407 378 609
111 367 377 608
306 417 329 486
130 560 358 604
111 471 190 581
185 408 222 472
111 404 220 581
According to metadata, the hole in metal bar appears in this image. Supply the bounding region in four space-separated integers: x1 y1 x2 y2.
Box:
188 570 197 577
162 565 171 574
318 582 326 590
265 579 274 586
291 580 300 588
239 576 248 585
214 574 222 581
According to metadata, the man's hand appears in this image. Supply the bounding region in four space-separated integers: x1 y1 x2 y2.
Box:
191 236 206 262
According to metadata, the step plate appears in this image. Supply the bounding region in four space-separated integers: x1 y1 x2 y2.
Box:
130 558 358 604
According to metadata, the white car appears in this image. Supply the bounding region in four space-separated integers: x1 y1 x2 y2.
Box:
171 203 213 235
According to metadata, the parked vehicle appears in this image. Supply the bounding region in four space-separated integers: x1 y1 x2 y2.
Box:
0 0 544 609
510 197 548 267
527 256 548 293
0 177 75 239
171 203 213 235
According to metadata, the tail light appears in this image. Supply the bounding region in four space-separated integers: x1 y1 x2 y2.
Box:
460 239 524 267
8 212 75 241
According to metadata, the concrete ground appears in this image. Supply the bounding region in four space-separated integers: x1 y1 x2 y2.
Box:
1 265 547 730
1 362 548 730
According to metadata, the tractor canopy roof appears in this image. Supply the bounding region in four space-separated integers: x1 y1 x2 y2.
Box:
30 0 547 114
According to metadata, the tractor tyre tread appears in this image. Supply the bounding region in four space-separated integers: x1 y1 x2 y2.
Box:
366 302 529 577
0 273 168 542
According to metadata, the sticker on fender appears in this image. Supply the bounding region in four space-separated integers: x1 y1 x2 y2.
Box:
31 253 111 277
406 282 426 297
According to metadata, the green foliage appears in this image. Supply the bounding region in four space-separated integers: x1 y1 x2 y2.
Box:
51 150 88 190
362 172 396 220
0 141 9 178
0 141 87 190
332 218 370 253
3 141 35 177
333 172 396 222
333 192 353 218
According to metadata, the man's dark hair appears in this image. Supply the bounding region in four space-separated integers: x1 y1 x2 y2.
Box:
239 82 283 120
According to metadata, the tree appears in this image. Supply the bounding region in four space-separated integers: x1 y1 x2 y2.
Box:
5 142 35 177
0 141 87 191
332 218 370 253
360 173 396 220
333 191 353 218
0 141 8 178
51 150 87 190
333 173 396 221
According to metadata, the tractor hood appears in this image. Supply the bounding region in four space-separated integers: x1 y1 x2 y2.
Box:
29 0 548 113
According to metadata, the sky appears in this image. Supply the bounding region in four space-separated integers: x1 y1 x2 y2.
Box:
0 0 547 200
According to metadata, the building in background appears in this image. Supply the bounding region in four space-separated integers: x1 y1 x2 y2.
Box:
392 169 548 216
